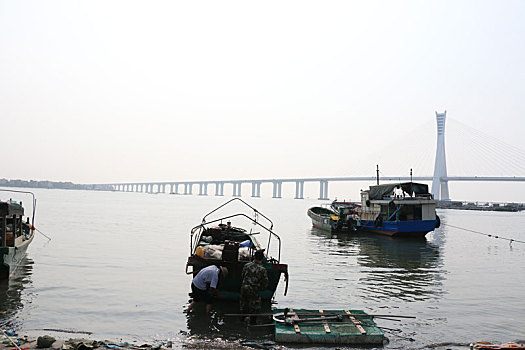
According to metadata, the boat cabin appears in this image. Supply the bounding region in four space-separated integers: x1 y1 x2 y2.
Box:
0 200 29 247
360 182 436 224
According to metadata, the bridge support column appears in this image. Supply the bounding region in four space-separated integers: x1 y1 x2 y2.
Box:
318 180 329 200
232 182 242 197
251 182 261 197
184 183 193 195
199 183 208 196
215 182 224 196
173 184 179 194
160 184 166 193
294 181 304 199
272 181 282 198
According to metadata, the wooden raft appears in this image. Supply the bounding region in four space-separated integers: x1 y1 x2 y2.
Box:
273 308 384 345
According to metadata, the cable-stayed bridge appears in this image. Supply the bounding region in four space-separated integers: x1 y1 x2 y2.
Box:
99 112 525 200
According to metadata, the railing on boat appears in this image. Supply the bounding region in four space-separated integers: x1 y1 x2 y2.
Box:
190 198 282 263
0 189 37 229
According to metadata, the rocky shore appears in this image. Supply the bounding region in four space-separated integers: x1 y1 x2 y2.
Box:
0 335 173 350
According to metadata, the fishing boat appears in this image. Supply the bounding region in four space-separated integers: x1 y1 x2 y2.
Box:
0 190 36 279
186 198 289 300
359 182 439 238
307 201 360 232
307 206 337 232
273 308 384 345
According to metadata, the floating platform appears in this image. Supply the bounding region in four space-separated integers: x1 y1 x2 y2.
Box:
273 308 384 345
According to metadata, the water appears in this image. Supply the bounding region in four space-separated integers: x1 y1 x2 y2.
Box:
1 188 524 349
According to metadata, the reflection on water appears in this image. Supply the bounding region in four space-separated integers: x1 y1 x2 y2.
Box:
308 228 444 302
185 301 273 342
0 257 34 329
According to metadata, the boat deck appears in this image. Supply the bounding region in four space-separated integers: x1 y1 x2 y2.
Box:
273 308 384 345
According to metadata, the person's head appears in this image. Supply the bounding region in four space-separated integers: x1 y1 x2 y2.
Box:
220 266 228 277
254 250 264 262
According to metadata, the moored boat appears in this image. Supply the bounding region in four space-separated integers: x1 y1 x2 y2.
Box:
307 201 359 232
307 206 337 232
186 198 288 300
0 190 36 279
359 182 439 238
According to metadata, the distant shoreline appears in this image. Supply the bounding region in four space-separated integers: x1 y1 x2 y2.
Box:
0 179 110 191
437 200 524 212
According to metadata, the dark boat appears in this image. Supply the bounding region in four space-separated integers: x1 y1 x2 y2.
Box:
186 198 288 300
0 190 36 279
308 201 360 232
358 182 439 238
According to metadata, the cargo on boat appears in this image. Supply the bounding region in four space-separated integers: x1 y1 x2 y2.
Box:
186 198 288 300
273 308 384 345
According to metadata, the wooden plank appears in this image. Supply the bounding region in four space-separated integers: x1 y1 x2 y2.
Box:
344 309 367 334
289 308 301 333
319 309 331 333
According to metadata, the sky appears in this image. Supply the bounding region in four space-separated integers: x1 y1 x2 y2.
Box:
1 1 524 200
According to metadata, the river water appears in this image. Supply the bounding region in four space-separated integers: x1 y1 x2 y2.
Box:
0 188 524 350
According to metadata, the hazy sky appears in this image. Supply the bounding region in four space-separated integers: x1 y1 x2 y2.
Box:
1 1 524 192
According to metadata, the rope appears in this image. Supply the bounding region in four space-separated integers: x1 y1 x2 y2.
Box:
0 328 22 350
35 228 51 241
442 223 525 245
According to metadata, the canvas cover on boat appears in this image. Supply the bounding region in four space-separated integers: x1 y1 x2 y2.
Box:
368 182 429 200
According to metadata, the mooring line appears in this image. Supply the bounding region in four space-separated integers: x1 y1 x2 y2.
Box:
442 223 525 245
35 228 51 241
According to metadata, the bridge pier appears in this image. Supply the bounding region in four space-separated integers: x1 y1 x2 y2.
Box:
318 180 329 200
184 183 193 195
199 183 208 196
232 182 242 197
272 181 282 198
294 181 304 199
215 182 224 196
251 181 261 197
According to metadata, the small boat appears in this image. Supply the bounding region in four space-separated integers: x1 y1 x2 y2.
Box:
0 190 36 279
186 198 289 300
273 308 384 345
307 201 360 232
358 182 439 238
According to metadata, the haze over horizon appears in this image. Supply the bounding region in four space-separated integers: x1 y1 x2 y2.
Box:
1 1 524 201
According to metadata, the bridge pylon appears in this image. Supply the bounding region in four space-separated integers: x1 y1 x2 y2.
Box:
431 111 450 200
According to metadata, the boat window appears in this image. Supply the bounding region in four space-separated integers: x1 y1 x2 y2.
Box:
398 205 422 221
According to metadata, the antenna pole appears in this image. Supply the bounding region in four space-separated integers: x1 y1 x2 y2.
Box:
376 165 379 185
410 168 413 182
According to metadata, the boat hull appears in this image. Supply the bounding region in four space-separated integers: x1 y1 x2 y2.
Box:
359 219 436 238
308 206 356 232
307 210 335 232
187 255 288 300
0 231 34 279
